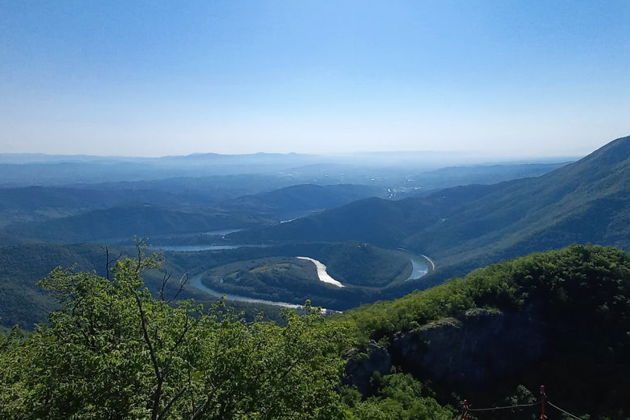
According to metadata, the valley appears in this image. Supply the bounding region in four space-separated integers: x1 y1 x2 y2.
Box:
1 137 627 323
160 242 425 310
1 137 629 419
3 4 629 417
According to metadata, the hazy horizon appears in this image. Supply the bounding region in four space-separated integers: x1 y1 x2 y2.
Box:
0 148 584 161
2 1 629 157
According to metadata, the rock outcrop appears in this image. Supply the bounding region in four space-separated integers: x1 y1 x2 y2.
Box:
344 341 392 395
390 307 546 386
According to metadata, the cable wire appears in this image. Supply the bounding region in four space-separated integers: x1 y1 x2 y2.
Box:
468 402 537 412
548 401 584 420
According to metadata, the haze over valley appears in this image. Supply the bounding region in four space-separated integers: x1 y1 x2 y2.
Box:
2 136 630 419
1 1 629 418
0 136 626 316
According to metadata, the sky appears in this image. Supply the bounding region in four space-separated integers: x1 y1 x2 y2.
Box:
1 0 629 157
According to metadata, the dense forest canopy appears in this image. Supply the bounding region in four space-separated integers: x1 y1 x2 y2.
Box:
0 248 354 419
2 244 629 419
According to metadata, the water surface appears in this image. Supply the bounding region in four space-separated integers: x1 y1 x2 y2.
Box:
296 256 344 287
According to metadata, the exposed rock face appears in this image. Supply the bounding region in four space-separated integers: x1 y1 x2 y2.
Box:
389 308 546 386
344 341 392 395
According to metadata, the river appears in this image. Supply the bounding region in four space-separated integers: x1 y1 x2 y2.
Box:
407 255 430 281
189 274 303 309
164 244 434 308
296 257 344 287
154 244 268 252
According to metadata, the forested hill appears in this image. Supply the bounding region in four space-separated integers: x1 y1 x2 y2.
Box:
339 244 630 419
230 135 630 282
0 243 109 328
218 184 385 217
1 244 628 418
0 184 385 243
3 205 268 243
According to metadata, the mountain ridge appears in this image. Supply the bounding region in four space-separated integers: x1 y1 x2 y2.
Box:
230 135 630 287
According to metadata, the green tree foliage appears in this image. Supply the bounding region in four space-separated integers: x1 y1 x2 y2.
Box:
3 244 629 418
0 247 350 419
342 244 630 343
339 244 630 419
341 373 453 419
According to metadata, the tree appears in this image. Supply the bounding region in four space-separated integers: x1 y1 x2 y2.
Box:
341 373 454 420
0 246 349 419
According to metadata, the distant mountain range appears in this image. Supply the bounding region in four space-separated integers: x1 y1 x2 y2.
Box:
0 163 570 244
0 149 572 187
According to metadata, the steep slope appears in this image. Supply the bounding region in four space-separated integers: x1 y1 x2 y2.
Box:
0 243 109 328
229 183 501 247
340 245 630 419
232 136 630 282
400 161 569 195
405 136 630 264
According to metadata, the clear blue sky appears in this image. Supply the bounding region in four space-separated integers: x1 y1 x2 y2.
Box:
1 0 629 157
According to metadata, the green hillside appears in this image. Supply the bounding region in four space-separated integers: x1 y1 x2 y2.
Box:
169 241 411 309
0 186 195 212
406 136 630 257
0 240 411 329
312 242 411 287
338 244 630 419
0 232 23 247
201 256 334 303
3 205 268 243
0 183 386 243
0 243 109 328
229 195 449 246
231 136 630 288
0 242 290 329
1 244 628 418
219 184 384 217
